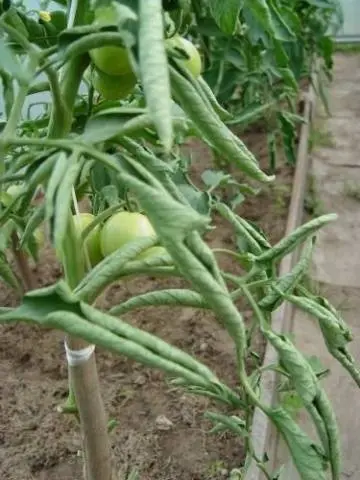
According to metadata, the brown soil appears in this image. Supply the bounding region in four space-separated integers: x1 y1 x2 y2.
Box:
0 130 294 480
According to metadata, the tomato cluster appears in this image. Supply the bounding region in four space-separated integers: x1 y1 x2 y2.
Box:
87 7 137 101
2 183 165 267
74 211 167 267
87 7 201 100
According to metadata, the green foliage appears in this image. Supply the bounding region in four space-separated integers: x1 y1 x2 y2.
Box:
188 0 342 165
139 0 173 151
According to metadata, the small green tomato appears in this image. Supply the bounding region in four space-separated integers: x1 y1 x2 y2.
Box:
73 213 103 267
167 35 202 77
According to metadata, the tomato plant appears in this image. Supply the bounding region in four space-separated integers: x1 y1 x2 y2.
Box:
0 1 353 480
182 0 343 168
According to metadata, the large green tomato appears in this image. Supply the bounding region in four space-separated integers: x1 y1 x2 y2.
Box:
100 211 157 258
167 36 202 78
73 213 103 267
90 7 132 76
90 47 132 76
92 68 137 101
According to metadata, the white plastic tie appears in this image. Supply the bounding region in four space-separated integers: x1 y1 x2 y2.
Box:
64 341 95 367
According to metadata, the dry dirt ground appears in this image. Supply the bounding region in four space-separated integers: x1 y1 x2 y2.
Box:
0 131 294 479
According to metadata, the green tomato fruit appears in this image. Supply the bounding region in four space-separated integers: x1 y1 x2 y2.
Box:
90 47 132 76
92 68 137 100
100 211 156 258
167 35 202 77
90 6 132 76
73 213 103 267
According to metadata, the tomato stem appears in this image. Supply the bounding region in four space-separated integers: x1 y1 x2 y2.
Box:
62 32 127 65
0 54 38 155
10 231 36 292
42 1 113 478
47 56 89 138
